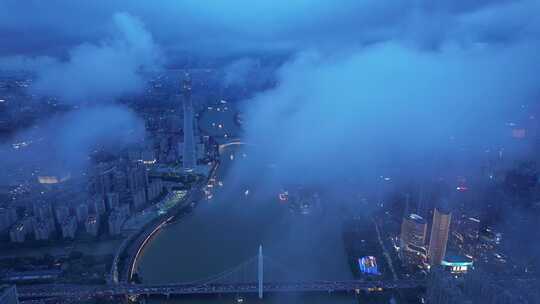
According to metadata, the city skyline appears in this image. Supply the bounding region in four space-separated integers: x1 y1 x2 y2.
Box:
1 1 540 304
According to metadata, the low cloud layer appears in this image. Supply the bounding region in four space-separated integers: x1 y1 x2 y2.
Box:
0 13 156 178
1 2 539 188
239 41 540 185
0 105 145 182
0 12 162 104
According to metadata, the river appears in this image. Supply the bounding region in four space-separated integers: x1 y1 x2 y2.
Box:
136 106 358 303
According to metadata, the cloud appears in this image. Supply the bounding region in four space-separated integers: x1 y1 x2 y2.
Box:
238 41 540 185
0 105 145 182
0 12 163 104
1 2 538 186
222 59 259 87
1 1 539 57
0 12 158 180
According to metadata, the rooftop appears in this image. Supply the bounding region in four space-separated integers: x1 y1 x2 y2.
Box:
406 213 426 224
442 253 473 266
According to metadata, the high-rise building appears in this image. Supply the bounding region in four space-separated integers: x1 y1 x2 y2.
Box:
113 170 128 194
400 213 428 266
108 212 126 236
428 207 452 267
451 216 480 257
132 188 147 210
91 163 116 196
127 165 148 193
85 215 100 237
0 207 17 232
9 223 26 243
114 203 131 219
61 216 77 239
75 203 89 223
0 285 19 304
89 195 106 215
181 73 196 172
33 220 51 241
106 192 120 211
401 213 427 248
32 201 53 221
32 201 54 231
147 179 163 202
54 204 70 224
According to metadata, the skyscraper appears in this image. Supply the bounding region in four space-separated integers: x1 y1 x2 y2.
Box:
182 73 196 172
428 207 452 267
401 213 428 249
400 213 428 267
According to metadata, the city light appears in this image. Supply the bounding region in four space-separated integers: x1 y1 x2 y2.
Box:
1 3 539 302
358 256 380 275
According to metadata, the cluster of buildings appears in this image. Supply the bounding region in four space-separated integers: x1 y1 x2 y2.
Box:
1 160 165 243
0 73 219 245
397 197 538 302
399 199 510 276
0 72 71 140
140 74 217 168
399 205 462 273
399 203 487 275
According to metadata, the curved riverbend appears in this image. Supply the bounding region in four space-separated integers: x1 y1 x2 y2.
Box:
135 145 356 303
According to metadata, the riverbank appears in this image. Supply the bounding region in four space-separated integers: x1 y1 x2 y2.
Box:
112 162 220 284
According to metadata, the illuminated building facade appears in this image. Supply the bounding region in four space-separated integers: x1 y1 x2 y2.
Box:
400 213 428 267
85 215 100 237
428 207 452 267
441 255 473 274
401 213 427 248
9 223 26 243
37 171 71 185
451 215 480 258
358 256 380 275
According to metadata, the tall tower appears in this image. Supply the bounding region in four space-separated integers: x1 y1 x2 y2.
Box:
182 73 196 172
428 207 452 267
258 245 263 299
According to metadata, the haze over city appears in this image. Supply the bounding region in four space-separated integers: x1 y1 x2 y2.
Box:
0 1 539 304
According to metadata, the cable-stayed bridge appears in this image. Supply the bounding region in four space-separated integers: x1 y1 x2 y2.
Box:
18 246 425 300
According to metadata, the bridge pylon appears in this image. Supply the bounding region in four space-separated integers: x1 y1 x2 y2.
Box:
258 245 263 299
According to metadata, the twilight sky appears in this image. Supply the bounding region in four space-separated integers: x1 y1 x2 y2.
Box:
1 1 539 57
0 1 539 184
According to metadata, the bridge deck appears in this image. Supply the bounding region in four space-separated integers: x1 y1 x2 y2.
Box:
18 280 425 299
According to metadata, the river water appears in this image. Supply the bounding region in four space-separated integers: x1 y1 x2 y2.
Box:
136 107 358 303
